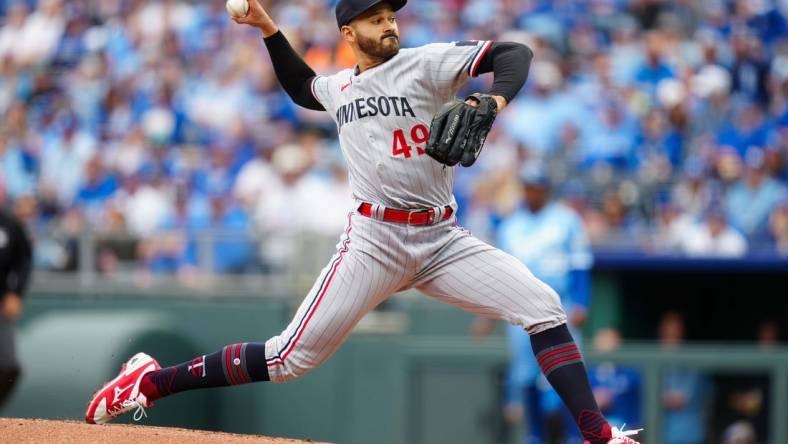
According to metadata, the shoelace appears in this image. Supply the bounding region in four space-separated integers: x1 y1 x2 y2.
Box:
612 424 643 442
122 399 148 421
108 399 148 421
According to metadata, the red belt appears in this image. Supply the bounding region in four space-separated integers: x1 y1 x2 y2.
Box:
357 203 453 225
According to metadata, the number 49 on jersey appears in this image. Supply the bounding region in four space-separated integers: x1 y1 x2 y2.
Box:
392 124 429 159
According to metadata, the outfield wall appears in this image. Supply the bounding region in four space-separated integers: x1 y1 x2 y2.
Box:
3 291 788 444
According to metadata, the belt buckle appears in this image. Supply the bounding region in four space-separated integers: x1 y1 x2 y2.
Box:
408 209 436 225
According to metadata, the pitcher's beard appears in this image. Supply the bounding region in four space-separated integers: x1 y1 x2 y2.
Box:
358 33 400 60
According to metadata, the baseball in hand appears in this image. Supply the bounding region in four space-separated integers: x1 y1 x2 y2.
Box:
226 0 249 18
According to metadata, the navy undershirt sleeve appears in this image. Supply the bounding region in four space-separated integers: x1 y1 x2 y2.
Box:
263 31 325 111
475 42 534 103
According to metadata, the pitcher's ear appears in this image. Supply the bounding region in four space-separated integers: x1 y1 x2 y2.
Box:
340 25 355 43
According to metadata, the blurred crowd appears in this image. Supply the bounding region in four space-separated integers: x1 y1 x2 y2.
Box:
0 0 787 276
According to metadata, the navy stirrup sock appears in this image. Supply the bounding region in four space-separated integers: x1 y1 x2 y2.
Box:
530 324 612 444
140 342 270 401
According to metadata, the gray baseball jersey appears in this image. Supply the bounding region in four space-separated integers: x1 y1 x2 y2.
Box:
264 41 567 383
310 40 493 209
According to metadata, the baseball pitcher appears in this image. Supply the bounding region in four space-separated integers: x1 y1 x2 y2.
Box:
85 1 641 442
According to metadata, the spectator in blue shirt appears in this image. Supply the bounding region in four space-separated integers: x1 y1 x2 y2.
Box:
581 100 638 170
726 147 787 244
717 103 770 157
744 1 788 46
205 194 254 274
660 311 711 444
0 138 36 199
634 32 675 93
75 156 118 220
39 117 96 205
633 108 683 170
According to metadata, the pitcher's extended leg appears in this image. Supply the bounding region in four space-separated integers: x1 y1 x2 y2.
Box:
415 225 614 444
150 214 408 392
86 214 411 424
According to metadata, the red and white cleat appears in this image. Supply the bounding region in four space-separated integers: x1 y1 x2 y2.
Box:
85 352 160 424
606 425 643 444
583 425 644 444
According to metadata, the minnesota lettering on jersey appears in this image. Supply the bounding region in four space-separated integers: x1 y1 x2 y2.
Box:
336 96 415 132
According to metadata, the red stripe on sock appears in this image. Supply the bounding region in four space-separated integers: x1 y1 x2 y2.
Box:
537 344 578 366
542 353 583 375
225 346 238 385
233 343 248 384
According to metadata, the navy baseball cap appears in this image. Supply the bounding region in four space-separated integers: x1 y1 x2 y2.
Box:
335 0 407 29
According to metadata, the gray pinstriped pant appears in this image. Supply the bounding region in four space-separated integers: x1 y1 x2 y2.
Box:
264 211 567 383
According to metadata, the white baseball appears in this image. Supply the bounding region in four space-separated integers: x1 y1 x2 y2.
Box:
226 0 249 18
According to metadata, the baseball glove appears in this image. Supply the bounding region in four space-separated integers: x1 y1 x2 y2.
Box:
425 93 498 167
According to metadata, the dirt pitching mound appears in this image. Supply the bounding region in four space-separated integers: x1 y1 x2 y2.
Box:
0 418 327 443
